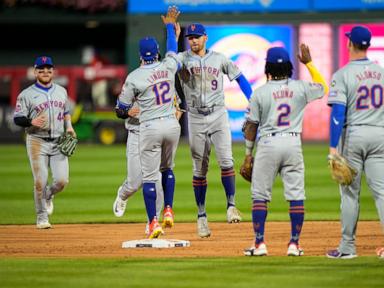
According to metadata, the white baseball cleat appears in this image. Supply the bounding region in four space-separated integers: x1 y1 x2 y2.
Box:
46 195 54 216
244 242 268 256
113 187 127 217
227 206 242 223
197 216 211 238
287 242 304 256
36 221 52 229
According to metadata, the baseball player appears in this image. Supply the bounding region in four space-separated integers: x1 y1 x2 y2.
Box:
174 22 253 238
13 56 76 229
326 26 384 259
113 101 164 235
242 46 328 256
115 7 181 239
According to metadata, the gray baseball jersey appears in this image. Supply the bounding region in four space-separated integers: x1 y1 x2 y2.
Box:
328 59 384 127
328 59 384 255
249 79 325 137
177 50 241 176
176 50 241 108
119 52 181 183
14 83 70 138
14 83 70 226
248 79 324 201
119 53 179 122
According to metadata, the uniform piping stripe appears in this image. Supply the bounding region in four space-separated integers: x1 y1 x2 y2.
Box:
252 207 267 211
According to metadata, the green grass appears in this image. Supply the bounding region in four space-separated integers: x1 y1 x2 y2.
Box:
0 143 382 288
1 257 383 288
0 142 379 224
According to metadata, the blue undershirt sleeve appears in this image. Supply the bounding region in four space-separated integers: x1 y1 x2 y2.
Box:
235 74 252 100
329 103 346 148
166 23 177 53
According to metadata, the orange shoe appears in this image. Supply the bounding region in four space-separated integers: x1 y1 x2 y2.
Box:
162 205 174 228
376 247 384 258
148 217 163 239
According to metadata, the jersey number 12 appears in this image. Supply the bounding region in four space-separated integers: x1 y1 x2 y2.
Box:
153 81 171 105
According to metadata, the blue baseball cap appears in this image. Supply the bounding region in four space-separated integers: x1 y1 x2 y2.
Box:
34 56 54 68
266 47 290 64
185 23 206 37
345 26 371 46
139 37 160 61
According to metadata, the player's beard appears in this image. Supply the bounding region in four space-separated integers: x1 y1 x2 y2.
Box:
37 76 52 86
191 43 203 54
37 74 53 86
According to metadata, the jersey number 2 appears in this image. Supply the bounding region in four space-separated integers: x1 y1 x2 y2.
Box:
277 104 291 126
153 81 171 105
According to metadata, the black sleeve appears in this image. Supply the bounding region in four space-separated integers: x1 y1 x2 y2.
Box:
14 116 32 127
175 74 186 110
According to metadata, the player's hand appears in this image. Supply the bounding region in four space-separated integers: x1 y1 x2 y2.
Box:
329 147 338 156
66 127 77 138
297 43 312 64
128 106 140 118
161 6 180 25
175 109 183 120
31 114 48 129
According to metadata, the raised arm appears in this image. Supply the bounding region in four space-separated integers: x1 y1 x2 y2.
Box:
298 44 329 95
161 6 180 54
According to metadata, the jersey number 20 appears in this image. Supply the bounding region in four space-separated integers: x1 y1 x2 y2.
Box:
356 85 383 109
153 81 171 105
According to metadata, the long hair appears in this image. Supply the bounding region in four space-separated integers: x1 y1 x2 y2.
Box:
265 62 293 80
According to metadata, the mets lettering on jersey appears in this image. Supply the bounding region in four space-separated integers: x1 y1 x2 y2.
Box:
34 100 66 113
189 66 220 77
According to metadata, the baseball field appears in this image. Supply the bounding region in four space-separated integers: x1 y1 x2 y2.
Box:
0 142 383 288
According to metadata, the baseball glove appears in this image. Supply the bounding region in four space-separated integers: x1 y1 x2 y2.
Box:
239 155 254 182
327 154 357 185
58 132 78 157
178 65 191 82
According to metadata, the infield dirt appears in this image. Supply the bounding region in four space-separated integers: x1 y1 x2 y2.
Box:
0 221 382 258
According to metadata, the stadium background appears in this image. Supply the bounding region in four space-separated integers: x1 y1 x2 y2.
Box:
0 0 383 143
1 1 384 288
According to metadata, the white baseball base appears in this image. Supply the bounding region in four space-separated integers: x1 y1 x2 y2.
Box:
122 239 190 249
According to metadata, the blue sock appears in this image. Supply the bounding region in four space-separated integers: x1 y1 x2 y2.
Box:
289 200 305 244
143 182 157 222
193 176 207 217
162 169 175 208
252 200 268 245
221 167 236 208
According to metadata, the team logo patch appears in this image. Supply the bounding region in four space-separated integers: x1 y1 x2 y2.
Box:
329 91 338 97
191 24 195 31
15 103 21 112
331 80 336 87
